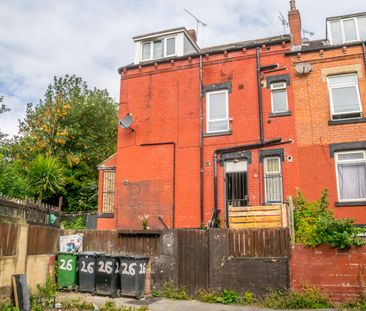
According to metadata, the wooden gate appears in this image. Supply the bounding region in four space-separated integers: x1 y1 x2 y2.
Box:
177 229 209 293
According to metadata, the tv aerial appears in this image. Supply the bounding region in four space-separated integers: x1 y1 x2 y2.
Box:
184 9 207 38
119 113 135 132
302 28 315 39
278 12 289 34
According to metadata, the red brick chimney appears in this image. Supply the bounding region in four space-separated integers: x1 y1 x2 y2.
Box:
187 29 197 43
288 0 302 46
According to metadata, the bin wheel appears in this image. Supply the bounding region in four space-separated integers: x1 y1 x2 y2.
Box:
116 290 121 298
91 289 96 296
111 291 117 299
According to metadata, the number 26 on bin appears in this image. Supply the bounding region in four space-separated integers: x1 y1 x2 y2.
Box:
81 261 94 274
121 263 146 276
59 259 73 271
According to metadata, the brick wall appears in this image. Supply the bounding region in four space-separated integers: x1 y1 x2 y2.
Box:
290 45 366 223
291 244 366 303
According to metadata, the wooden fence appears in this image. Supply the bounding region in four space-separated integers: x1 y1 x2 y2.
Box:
0 222 18 256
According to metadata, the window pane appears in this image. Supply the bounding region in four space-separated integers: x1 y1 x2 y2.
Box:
359 17 366 40
209 92 227 119
330 21 342 44
265 176 282 202
338 163 366 200
153 40 163 58
328 74 356 87
208 120 229 132
343 19 357 42
265 158 280 174
338 152 365 161
331 86 360 113
166 38 175 55
272 89 288 112
142 42 151 60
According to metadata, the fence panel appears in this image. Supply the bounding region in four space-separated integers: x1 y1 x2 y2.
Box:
27 225 61 255
229 228 290 257
178 229 209 293
0 222 19 256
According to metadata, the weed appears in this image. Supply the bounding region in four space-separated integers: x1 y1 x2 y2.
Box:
156 281 189 300
0 301 18 311
30 276 57 310
100 301 148 311
338 296 366 310
260 288 333 309
240 291 255 305
196 288 254 305
196 289 221 303
220 290 240 304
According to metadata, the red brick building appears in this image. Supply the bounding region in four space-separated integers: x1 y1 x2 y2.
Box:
97 1 366 229
288 9 366 223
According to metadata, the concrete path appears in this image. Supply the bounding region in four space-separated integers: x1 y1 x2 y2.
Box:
57 293 336 311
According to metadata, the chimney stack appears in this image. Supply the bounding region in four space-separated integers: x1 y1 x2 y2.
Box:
288 0 302 46
187 29 197 43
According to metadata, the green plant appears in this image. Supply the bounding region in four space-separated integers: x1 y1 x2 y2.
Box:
30 276 57 310
196 288 254 305
260 288 333 309
196 289 221 303
220 289 240 304
240 291 255 304
294 190 364 249
138 214 149 230
61 216 85 229
0 301 19 311
158 281 189 300
339 295 366 310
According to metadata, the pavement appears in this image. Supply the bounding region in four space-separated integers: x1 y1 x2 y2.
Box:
57 293 337 311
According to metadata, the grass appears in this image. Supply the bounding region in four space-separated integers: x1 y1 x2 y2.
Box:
153 281 190 300
338 296 366 311
260 288 333 309
196 289 255 305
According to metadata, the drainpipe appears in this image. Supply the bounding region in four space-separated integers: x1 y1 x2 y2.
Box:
210 138 293 228
140 142 176 228
362 43 366 69
256 47 265 144
199 54 204 226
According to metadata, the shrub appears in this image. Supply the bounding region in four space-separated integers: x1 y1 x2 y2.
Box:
196 288 254 305
158 281 189 300
261 288 333 309
294 190 364 249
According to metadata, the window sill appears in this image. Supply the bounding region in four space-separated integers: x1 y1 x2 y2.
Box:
203 130 232 138
269 111 292 118
98 213 114 218
335 201 366 207
328 118 366 125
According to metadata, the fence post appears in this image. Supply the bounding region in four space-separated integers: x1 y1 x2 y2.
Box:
287 196 295 243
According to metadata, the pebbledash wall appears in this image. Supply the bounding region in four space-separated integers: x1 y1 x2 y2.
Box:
289 45 366 223
96 36 301 230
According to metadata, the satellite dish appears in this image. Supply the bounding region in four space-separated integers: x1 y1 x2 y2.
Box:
119 113 134 131
295 62 312 75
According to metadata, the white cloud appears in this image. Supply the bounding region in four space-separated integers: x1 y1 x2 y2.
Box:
0 0 365 136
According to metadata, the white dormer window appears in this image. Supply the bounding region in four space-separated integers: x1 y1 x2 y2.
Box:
141 36 176 61
328 16 366 45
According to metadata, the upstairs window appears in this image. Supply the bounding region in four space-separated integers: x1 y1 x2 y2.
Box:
270 82 288 113
336 151 366 202
141 36 176 61
206 90 229 133
327 73 362 120
328 16 366 44
264 157 283 204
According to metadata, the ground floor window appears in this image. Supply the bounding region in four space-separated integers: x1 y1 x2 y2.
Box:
264 156 283 203
336 150 366 201
102 170 115 214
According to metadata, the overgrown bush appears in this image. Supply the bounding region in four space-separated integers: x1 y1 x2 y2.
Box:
294 190 364 249
60 216 85 229
260 288 333 309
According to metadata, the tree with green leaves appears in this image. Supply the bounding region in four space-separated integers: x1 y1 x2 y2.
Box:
13 75 118 210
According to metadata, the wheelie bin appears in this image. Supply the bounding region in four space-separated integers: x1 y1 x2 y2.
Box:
120 256 149 299
57 252 78 290
77 252 100 294
95 254 121 298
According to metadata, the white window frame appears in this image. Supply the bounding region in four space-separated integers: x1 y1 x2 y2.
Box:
335 150 366 202
270 82 288 113
328 17 364 44
206 89 229 133
327 73 362 120
264 156 283 204
140 36 177 61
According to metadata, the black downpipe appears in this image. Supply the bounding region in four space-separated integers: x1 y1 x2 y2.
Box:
256 47 265 144
140 142 176 228
199 55 204 226
363 43 366 69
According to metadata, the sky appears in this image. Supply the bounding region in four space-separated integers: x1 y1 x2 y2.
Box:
0 0 365 137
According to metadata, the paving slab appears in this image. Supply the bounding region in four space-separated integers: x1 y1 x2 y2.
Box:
57 293 336 311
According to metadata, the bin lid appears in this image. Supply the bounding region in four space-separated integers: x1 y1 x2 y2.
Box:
119 255 149 260
77 251 104 256
57 252 78 256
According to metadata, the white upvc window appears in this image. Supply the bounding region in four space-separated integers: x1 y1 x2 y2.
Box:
328 16 366 45
270 82 288 113
141 36 176 61
327 73 362 120
264 157 283 204
335 151 366 202
206 90 229 133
